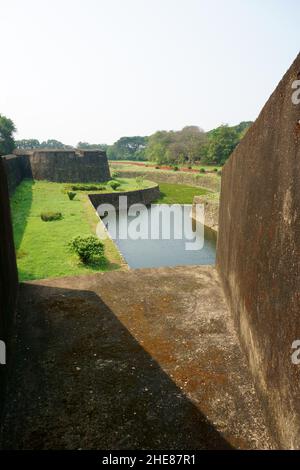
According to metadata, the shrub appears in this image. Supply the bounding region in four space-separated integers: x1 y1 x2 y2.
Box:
71 184 105 191
108 180 121 190
199 168 206 173
67 191 77 200
111 171 119 178
41 211 62 222
69 235 106 265
173 166 179 171
213 168 218 172
187 165 192 170
155 165 160 169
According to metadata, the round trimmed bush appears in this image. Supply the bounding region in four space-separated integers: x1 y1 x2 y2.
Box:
108 181 121 190
67 191 77 200
199 168 206 173
41 211 62 222
69 235 106 265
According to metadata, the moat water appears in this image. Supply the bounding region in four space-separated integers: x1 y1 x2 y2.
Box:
102 204 216 269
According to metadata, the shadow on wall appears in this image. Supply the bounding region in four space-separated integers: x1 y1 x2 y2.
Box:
9 179 35 258
0 157 19 429
1 283 233 450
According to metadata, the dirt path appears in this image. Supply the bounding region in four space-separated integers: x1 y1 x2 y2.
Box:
1 266 274 449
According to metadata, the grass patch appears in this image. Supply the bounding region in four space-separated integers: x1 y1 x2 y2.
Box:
154 183 211 204
110 161 221 172
64 177 156 194
10 180 125 281
10 178 213 280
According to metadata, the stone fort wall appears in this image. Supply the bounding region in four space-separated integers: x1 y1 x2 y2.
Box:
89 184 160 211
0 157 18 418
217 53 300 448
3 149 111 193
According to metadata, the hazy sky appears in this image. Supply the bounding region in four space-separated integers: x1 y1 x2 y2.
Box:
1 0 299 145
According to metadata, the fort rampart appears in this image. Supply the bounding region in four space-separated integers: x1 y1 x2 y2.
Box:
3 149 111 193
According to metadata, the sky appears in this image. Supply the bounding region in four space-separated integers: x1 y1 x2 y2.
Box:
0 0 299 145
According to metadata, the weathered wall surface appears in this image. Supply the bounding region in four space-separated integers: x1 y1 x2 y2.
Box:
3 155 23 194
89 185 160 211
192 195 219 233
0 157 18 418
217 54 300 448
27 150 111 183
3 150 111 193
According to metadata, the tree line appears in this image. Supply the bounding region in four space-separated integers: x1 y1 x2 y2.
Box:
107 122 252 165
1 112 252 166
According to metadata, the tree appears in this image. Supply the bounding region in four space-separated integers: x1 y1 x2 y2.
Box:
16 139 41 149
145 131 174 164
202 121 253 165
0 114 16 155
234 121 253 136
77 142 108 151
144 127 207 165
107 136 147 161
176 126 207 163
202 125 239 165
40 139 72 149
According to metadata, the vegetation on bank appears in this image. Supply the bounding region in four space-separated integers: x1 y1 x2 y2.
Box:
110 160 221 172
109 162 222 193
63 177 156 194
143 122 251 166
69 235 106 265
10 177 215 280
154 183 212 205
0 114 16 155
11 180 124 281
100 122 251 165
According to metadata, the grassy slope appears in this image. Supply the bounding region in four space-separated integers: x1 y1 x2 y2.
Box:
110 161 221 171
66 177 156 193
11 180 124 281
11 178 214 281
154 183 211 204
108 160 222 172
110 163 221 193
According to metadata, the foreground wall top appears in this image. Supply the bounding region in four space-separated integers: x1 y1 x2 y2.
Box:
217 54 300 448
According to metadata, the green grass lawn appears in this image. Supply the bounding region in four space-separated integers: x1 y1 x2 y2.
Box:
10 178 213 281
65 177 156 192
11 179 130 281
154 183 211 204
110 161 221 172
